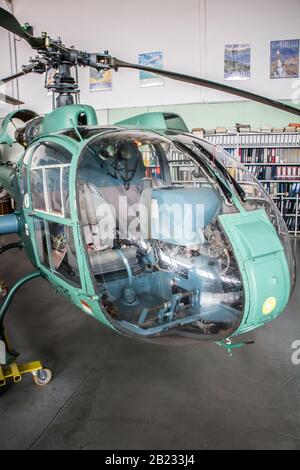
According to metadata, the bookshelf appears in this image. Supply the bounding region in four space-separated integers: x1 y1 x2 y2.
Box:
140 135 300 236
203 131 300 236
0 187 13 216
141 148 205 187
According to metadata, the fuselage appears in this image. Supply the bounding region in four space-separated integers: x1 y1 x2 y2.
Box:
0 106 296 344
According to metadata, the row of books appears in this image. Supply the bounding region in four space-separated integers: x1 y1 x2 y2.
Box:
223 147 300 163
225 148 236 156
170 166 194 183
238 148 300 164
275 197 300 232
169 164 300 190
262 182 300 196
236 124 300 133
239 133 300 147
275 197 300 216
145 167 161 179
0 189 12 216
142 151 158 167
205 132 300 147
193 124 300 135
248 165 300 180
283 215 300 233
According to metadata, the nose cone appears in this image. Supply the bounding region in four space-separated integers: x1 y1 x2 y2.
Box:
97 212 245 342
219 208 293 335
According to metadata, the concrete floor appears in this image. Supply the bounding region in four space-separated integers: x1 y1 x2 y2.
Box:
0 236 299 450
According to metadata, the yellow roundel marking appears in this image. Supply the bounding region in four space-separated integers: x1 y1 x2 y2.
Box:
262 297 277 315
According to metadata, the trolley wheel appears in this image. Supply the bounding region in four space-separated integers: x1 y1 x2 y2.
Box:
32 368 52 386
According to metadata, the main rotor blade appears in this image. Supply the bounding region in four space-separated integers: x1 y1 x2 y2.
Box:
0 92 24 105
0 64 36 85
0 7 44 48
115 59 300 117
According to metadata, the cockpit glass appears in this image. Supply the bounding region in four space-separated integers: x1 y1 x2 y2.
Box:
187 136 296 285
76 130 245 342
30 142 71 218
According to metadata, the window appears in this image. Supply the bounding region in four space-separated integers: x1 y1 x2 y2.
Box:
31 169 46 211
163 113 189 132
33 217 50 269
21 148 33 197
139 143 162 180
31 142 72 167
30 142 72 217
33 217 80 287
47 221 80 286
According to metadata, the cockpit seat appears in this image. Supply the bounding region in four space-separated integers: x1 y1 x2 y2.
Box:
73 182 139 278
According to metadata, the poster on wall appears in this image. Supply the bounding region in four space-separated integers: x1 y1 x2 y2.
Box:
224 44 251 80
270 39 299 79
138 51 164 87
89 55 112 91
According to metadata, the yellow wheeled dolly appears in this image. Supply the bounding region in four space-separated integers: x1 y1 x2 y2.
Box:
0 361 52 387
0 271 53 388
0 332 52 387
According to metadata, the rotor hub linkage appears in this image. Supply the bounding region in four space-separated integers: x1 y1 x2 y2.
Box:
0 6 300 114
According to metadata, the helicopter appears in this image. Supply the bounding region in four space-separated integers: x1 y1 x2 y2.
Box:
0 6 299 384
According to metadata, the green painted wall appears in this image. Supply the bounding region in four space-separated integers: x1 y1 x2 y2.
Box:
103 100 300 131
2 99 300 135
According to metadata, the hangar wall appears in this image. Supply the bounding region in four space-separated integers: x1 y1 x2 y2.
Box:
0 0 18 117
1 0 300 128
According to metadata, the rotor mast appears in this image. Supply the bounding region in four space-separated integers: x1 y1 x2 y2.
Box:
47 62 79 108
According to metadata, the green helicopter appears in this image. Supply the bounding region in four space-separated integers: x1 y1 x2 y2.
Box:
0 7 299 384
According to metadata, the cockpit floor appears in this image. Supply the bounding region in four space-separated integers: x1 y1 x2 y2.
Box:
114 292 168 324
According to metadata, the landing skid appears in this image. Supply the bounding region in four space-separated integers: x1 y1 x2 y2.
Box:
216 337 255 356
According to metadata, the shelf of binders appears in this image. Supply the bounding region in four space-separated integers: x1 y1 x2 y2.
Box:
245 163 300 166
259 180 300 182
205 132 300 148
273 193 300 237
203 131 300 237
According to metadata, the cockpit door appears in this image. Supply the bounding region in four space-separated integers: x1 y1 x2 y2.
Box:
26 139 82 290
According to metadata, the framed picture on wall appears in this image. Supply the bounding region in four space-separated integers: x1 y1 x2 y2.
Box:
138 51 164 87
89 54 112 91
270 39 299 79
224 44 251 80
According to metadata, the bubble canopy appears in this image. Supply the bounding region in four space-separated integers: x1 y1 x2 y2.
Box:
72 129 293 342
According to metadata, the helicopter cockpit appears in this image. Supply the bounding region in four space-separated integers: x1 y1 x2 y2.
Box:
24 127 294 342
74 130 247 341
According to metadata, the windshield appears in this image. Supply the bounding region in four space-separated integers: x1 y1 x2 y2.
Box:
177 134 296 286
75 130 245 342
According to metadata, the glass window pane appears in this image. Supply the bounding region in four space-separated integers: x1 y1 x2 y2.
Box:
76 130 243 342
62 166 71 218
31 169 46 211
34 217 50 269
31 142 72 167
139 143 162 180
46 167 62 214
30 142 72 217
48 221 80 287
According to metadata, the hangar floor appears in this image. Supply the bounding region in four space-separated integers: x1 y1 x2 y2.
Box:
0 236 299 450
